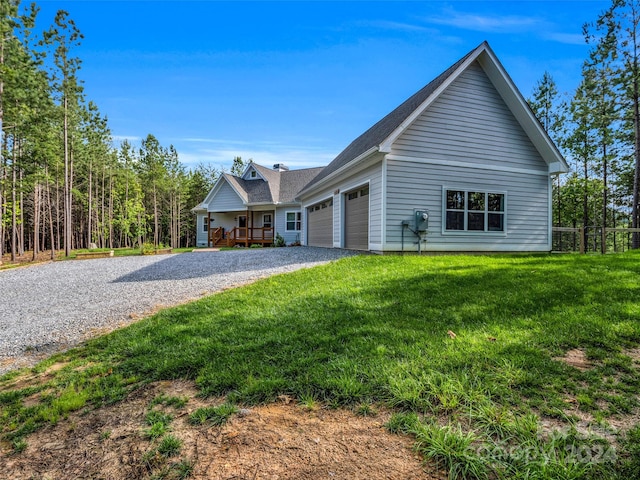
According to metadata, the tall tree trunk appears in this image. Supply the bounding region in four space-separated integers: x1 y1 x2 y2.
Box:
124 165 129 248
11 133 17 261
633 71 640 248
0 25 4 265
602 142 608 254
46 171 56 260
153 183 158 246
55 166 60 251
32 183 40 261
101 165 106 248
583 153 589 250
18 164 24 255
87 160 92 247
63 95 71 256
108 169 113 248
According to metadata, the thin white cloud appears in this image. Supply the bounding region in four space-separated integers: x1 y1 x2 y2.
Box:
426 10 543 33
175 137 337 171
357 20 436 33
425 7 587 47
181 137 252 145
544 32 586 46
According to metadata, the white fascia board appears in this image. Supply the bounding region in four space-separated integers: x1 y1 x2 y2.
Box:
205 175 248 210
191 201 207 213
297 146 379 199
548 161 569 175
239 161 267 181
201 176 225 207
476 47 569 174
378 44 486 153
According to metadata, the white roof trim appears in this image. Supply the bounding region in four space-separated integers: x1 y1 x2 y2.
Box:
379 44 485 153
477 45 568 174
379 42 568 174
297 146 379 197
240 161 267 181
201 174 247 210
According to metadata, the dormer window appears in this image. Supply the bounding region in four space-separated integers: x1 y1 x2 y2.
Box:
250 170 257 178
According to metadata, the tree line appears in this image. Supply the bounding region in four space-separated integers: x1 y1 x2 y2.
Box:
4 0 640 261
0 1 225 263
528 0 640 252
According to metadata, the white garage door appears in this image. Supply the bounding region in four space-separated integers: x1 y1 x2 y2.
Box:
344 185 369 250
307 199 333 247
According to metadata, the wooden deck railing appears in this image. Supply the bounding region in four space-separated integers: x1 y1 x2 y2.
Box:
209 227 223 247
227 227 274 246
209 226 275 247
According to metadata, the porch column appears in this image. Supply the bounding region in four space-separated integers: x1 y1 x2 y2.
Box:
246 209 250 247
207 212 212 247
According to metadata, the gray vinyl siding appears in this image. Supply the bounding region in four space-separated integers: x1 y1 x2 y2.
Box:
210 181 245 212
299 161 383 249
275 207 301 245
384 160 550 251
384 60 551 252
196 214 208 246
391 61 548 172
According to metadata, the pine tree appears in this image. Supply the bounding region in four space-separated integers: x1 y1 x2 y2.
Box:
529 72 567 229
43 10 84 256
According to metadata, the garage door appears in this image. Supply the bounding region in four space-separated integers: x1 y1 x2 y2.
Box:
344 185 369 250
307 199 333 247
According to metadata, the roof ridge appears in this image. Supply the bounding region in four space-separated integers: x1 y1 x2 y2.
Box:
300 42 486 193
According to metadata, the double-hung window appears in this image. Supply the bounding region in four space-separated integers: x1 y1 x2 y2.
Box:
444 189 505 233
286 211 301 231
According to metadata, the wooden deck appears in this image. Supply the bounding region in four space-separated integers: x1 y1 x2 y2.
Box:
209 226 275 247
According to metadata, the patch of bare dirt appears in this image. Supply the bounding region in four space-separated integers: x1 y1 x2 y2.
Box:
556 348 592 371
1 381 443 480
624 347 640 364
1 250 59 269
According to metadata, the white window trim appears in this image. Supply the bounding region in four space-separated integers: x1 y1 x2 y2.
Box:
285 210 302 232
203 216 209 232
263 213 273 228
441 187 507 236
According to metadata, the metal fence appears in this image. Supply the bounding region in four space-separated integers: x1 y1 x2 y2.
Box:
552 227 640 254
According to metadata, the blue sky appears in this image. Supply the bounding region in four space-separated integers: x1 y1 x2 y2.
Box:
37 0 609 171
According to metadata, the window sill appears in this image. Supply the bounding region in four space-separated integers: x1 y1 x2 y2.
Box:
441 230 508 237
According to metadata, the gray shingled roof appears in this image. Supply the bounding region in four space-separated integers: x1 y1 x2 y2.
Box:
300 43 481 193
223 173 272 204
278 167 324 203
223 164 325 205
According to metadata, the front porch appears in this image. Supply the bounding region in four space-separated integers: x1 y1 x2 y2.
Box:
207 210 275 247
209 226 274 247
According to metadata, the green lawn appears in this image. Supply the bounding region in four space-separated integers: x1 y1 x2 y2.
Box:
2 252 640 478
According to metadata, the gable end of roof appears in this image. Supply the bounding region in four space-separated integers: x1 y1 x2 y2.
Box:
300 41 568 195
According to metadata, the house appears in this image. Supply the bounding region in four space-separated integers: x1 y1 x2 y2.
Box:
297 41 569 252
193 163 324 247
196 41 568 252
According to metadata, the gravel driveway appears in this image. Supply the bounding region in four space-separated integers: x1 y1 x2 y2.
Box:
0 247 357 375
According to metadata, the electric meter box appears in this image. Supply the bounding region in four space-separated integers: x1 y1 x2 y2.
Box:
414 210 429 232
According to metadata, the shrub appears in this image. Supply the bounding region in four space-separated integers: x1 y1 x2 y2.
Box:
273 233 286 247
